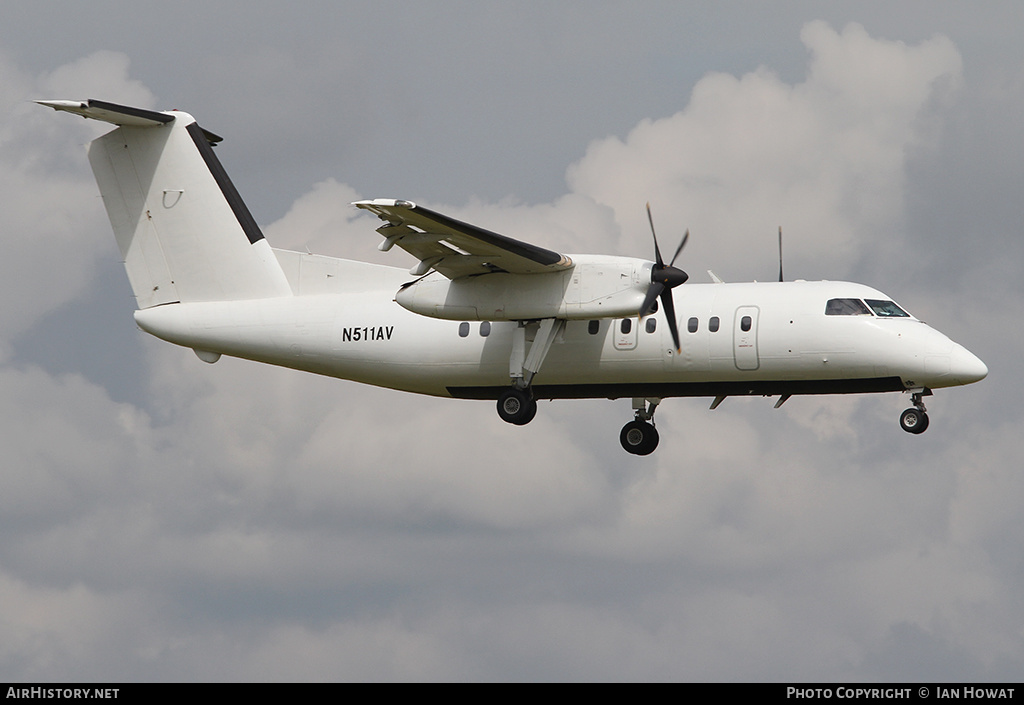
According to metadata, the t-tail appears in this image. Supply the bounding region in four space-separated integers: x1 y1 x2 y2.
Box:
37 99 292 308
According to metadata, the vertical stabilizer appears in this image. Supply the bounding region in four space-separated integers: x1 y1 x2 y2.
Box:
40 99 292 307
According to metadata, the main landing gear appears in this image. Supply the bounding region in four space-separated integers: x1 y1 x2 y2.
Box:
899 388 931 435
620 397 661 455
496 319 562 428
494 320 660 456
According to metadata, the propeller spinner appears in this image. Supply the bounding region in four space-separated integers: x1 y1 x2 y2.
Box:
640 203 689 352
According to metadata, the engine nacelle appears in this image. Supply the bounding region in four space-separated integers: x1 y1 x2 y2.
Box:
395 255 651 321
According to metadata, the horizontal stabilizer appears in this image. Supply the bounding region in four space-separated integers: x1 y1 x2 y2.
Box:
35 99 175 128
37 99 225 144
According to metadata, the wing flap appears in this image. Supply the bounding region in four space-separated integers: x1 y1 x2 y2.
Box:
354 199 572 278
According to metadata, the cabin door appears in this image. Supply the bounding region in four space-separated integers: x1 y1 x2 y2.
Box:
613 317 638 351
733 306 760 370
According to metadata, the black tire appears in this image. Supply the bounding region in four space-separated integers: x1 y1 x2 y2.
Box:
899 408 929 434
620 420 660 455
497 388 537 425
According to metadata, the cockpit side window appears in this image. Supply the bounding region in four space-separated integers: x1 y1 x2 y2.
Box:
865 299 911 318
825 298 871 316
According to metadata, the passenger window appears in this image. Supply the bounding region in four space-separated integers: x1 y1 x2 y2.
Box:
588 320 600 335
620 318 632 334
741 316 752 332
825 298 871 316
687 317 698 333
709 316 720 333
645 318 657 334
458 322 470 337
480 321 491 337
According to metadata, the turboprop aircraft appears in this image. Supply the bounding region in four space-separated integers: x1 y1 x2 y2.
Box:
39 99 988 455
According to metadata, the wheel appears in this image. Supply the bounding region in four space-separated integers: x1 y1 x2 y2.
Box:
899 408 929 434
497 388 537 425
620 420 660 455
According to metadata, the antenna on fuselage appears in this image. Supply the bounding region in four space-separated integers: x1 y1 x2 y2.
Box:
777 226 784 283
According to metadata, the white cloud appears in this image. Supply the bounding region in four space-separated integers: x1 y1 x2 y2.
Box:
566 22 963 281
263 178 366 256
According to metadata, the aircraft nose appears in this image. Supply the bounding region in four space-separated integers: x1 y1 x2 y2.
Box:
950 344 988 385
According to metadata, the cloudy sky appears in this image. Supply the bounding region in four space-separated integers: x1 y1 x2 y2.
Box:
1 0 1021 681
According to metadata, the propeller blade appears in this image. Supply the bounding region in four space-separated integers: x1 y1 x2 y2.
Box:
668 229 689 268
640 281 665 318
661 288 681 353
646 202 664 266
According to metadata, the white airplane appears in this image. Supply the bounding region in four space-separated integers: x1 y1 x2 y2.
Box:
40 99 988 455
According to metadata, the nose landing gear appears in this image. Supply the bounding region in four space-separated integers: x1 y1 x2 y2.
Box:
620 420 659 455
900 389 931 434
620 397 661 455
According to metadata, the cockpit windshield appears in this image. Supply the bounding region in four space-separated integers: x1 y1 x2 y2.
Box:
826 298 912 318
825 298 871 315
865 299 911 318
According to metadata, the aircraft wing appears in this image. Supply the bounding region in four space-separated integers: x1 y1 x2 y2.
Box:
354 199 573 278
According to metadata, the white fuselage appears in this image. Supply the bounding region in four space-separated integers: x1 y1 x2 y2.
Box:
132 250 987 402
38 98 987 454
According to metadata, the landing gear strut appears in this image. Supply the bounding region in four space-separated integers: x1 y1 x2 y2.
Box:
620 397 661 455
900 389 931 435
